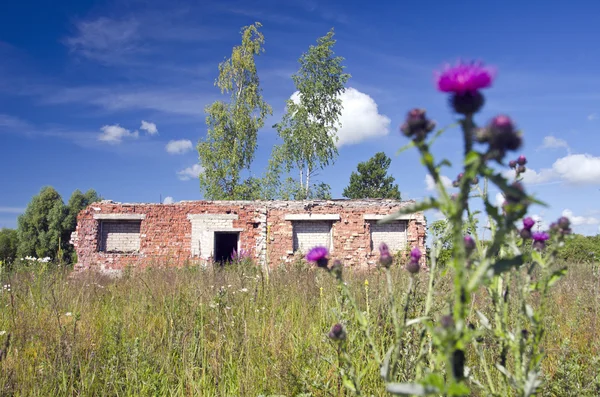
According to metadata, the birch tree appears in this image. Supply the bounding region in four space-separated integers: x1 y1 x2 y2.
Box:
197 22 272 200
273 29 350 199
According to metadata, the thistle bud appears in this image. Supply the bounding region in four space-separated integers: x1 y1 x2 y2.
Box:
328 323 347 341
464 235 475 254
517 155 527 166
400 108 436 141
378 243 393 268
509 160 517 169
517 165 526 174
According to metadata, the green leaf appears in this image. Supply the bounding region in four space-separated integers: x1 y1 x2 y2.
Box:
489 255 524 276
547 267 567 288
386 383 439 396
531 249 543 265
464 151 480 166
523 370 542 397
396 141 416 155
342 378 356 392
377 198 438 224
476 310 491 330
406 316 430 327
380 345 394 380
447 382 471 396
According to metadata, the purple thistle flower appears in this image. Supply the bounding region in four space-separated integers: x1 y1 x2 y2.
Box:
523 217 535 230
435 60 495 94
517 155 527 166
464 235 475 254
532 232 549 242
379 243 393 268
410 247 422 263
532 231 550 250
306 246 329 268
328 323 346 341
487 115 522 155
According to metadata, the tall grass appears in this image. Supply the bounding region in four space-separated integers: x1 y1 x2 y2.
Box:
0 260 598 396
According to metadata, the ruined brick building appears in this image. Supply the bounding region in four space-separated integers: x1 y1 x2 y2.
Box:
71 199 427 273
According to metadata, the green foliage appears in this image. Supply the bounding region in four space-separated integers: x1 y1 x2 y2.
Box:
197 22 272 200
15 187 100 264
17 186 66 260
555 233 600 263
342 152 401 199
0 228 18 264
272 29 350 198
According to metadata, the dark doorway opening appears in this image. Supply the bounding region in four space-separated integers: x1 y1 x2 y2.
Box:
214 232 239 264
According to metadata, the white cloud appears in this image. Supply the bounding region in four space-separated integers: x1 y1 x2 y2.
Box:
495 192 505 208
289 87 390 147
163 196 175 204
140 120 158 135
588 113 597 121
561 209 600 226
0 207 25 214
530 214 548 231
515 153 600 186
424 174 453 191
166 139 193 154
177 164 203 181
518 168 557 185
540 135 569 151
552 154 600 185
98 124 138 144
65 17 140 63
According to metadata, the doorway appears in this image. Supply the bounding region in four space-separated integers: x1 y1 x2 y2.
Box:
214 232 239 264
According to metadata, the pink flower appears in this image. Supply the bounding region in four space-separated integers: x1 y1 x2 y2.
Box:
532 232 549 242
410 247 422 263
435 60 495 94
306 246 329 268
523 217 535 230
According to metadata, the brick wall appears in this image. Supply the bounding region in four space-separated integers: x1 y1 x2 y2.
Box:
71 199 427 273
292 221 332 252
369 221 407 252
99 221 141 253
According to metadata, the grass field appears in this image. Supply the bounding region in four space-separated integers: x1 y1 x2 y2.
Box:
0 260 598 396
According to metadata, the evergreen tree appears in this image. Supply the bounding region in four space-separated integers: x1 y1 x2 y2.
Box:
342 152 401 199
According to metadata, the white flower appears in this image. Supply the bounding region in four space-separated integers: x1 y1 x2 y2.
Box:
240 288 248 293
65 312 72 317
0 331 6 336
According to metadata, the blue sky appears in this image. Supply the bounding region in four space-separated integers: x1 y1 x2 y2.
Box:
1 0 600 235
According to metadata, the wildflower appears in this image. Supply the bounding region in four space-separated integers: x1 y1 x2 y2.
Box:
330 259 343 281
464 235 475 254
65 312 72 317
406 247 421 274
378 243 393 268
532 232 550 250
486 115 522 157
440 315 454 329
328 323 347 341
306 246 329 268
557 216 570 230
399 108 436 141
517 155 527 166
509 160 517 169
435 60 495 114
239 288 248 293
523 217 535 230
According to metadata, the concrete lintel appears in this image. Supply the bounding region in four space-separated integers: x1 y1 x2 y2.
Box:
364 214 412 221
187 214 239 221
93 214 146 220
284 214 340 221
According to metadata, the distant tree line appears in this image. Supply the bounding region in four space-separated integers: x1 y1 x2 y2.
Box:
0 187 100 267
